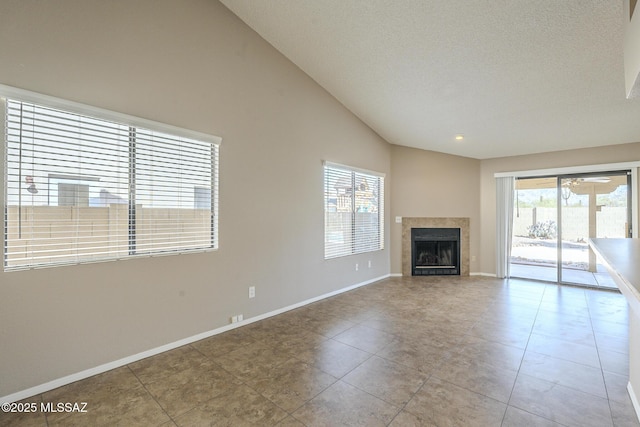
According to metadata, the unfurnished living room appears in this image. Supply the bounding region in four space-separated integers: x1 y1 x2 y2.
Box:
2 1 640 426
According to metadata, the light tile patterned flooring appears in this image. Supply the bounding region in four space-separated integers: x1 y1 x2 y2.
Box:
3 276 640 426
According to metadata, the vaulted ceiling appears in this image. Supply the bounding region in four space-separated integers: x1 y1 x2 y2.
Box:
221 0 640 159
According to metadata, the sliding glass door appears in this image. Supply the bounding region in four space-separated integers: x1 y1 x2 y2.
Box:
559 172 631 288
512 177 559 282
511 171 631 288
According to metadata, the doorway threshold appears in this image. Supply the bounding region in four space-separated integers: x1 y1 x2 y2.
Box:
510 263 618 289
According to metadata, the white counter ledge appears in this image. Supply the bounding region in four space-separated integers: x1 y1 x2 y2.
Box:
589 238 640 317
589 238 640 422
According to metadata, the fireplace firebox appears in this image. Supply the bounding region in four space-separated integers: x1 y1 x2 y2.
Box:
411 228 461 276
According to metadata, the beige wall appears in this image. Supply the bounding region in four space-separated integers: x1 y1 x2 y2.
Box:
0 0 390 397
389 145 481 274
479 142 640 275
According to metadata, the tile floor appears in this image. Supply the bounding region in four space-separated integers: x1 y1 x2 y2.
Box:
2 276 640 426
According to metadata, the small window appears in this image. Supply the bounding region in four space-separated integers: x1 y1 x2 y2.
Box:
194 186 212 209
2 89 220 271
47 174 101 207
324 162 384 259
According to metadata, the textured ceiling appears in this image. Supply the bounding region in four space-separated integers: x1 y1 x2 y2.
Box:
220 0 640 159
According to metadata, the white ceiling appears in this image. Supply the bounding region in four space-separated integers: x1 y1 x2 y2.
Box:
220 0 640 160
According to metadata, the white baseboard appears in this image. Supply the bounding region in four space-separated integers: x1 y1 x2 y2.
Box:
629 382 640 423
470 272 497 277
1 273 391 404
389 273 402 277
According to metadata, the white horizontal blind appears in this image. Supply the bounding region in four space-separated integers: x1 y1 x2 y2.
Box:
133 128 216 254
324 165 354 259
4 98 218 271
324 163 384 259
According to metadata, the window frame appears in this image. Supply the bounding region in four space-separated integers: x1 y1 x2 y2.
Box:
323 161 385 259
1 84 221 271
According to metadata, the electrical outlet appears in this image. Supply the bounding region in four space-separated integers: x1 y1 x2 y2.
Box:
355 263 359 271
237 314 243 322
231 315 238 323
249 286 255 299
368 260 372 268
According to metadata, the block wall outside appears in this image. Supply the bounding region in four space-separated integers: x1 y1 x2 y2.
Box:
5 205 211 267
512 207 628 241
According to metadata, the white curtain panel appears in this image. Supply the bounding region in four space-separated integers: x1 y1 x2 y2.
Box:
496 176 515 278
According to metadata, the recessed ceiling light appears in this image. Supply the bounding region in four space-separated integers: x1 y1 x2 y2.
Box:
455 134 464 141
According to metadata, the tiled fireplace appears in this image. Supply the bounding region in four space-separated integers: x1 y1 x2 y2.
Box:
402 217 470 276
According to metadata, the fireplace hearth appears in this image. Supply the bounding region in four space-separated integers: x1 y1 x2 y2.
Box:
411 228 460 275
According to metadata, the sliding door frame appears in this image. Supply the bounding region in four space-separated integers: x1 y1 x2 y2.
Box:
495 161 640 282
556 170 632 284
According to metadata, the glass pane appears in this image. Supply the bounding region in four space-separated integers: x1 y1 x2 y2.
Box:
510 177 558 281
4 100 130 268
134 129 214 254
354 173 381 253
324 166 354 258
560 174 629 288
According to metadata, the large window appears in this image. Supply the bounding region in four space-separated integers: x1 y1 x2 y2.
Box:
324 162 384 259
2 89 220 271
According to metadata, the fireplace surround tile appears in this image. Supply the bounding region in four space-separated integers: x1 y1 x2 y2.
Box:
402 217 470 277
